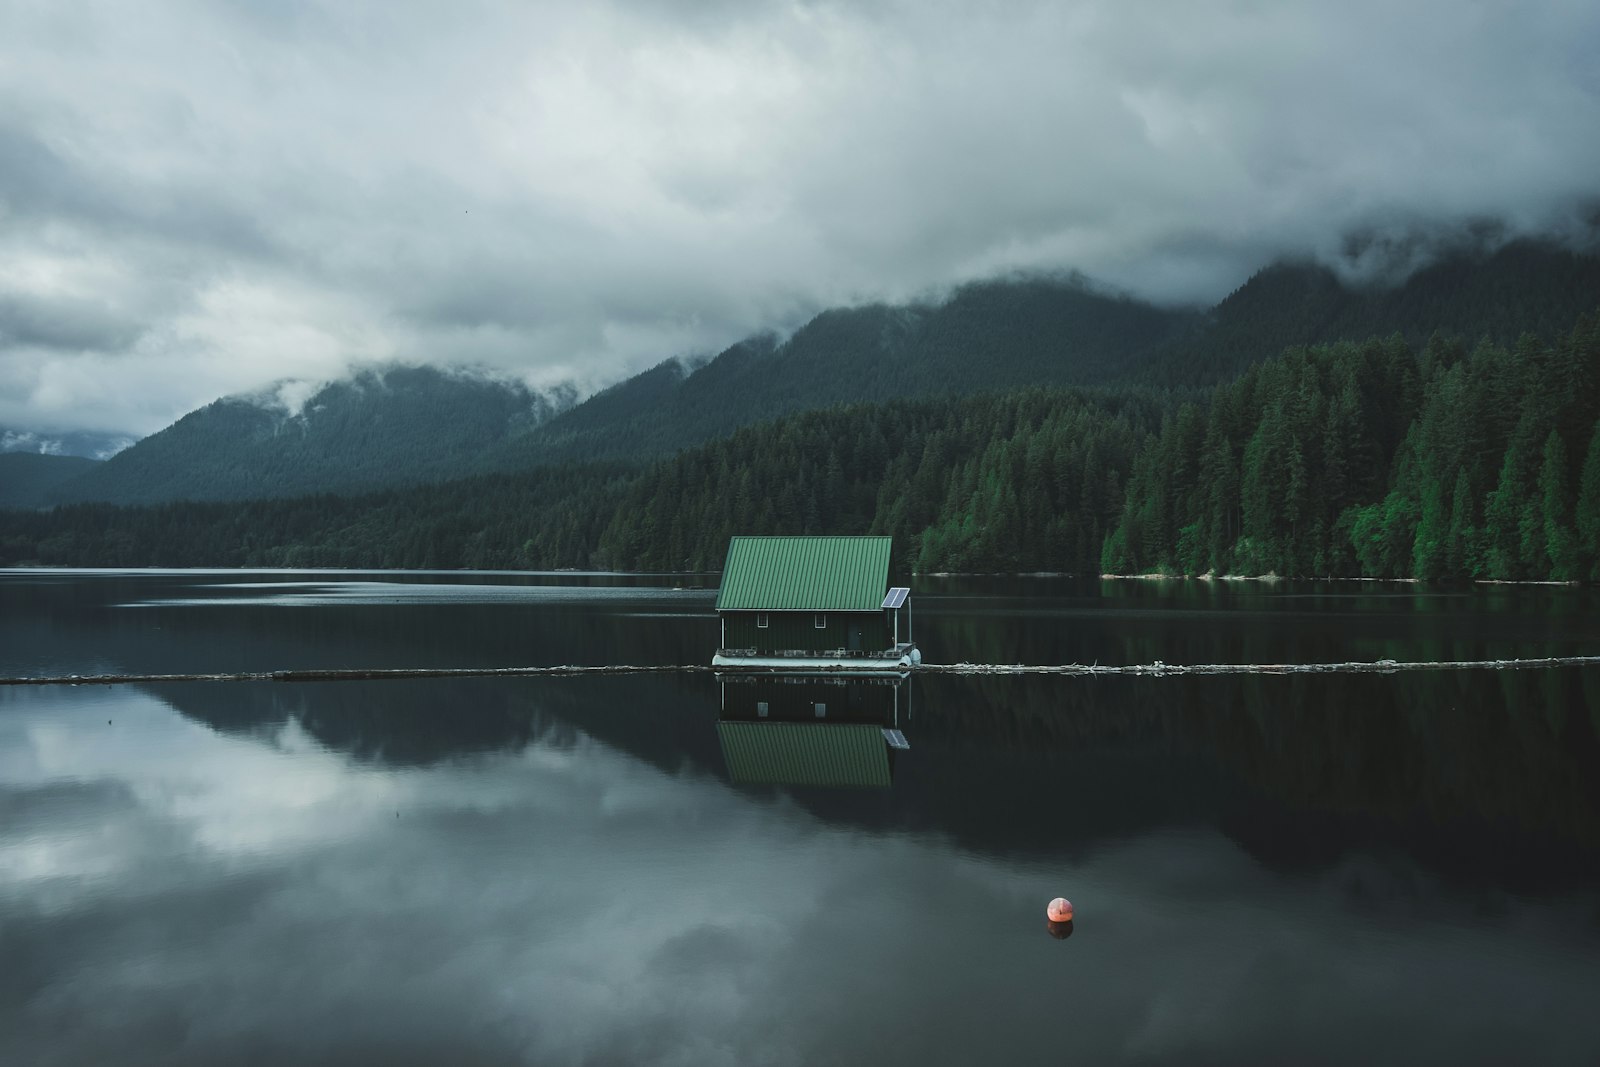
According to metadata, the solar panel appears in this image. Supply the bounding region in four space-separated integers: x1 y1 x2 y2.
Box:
881 587 909 609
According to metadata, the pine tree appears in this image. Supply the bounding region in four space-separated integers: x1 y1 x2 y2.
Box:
1445 467 1475 577
1413 478 1448 580
1540 430 1577 579
1239 426 1277 570
1482 445 1525 579
1577 420 1600 579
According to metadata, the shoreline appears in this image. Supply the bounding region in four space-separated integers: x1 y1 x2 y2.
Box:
1 564 1586 587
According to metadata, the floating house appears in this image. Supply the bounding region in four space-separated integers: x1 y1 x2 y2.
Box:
712 535 918 670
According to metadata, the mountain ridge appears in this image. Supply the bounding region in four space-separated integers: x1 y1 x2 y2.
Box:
31 239 1600 508
1138 239 1600 386
50 365 576 506
483 277 1194 469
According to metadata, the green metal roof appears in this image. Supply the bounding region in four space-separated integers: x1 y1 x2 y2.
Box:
715 536 891 612
717 722 892 788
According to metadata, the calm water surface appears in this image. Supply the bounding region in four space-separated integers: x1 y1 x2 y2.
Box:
3 570 1600 1065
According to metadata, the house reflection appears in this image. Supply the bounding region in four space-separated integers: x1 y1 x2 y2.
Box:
716 673 911 789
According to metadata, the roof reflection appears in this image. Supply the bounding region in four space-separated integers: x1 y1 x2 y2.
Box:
716 674 910 789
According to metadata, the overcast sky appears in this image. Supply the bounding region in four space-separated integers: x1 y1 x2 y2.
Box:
2 0 1598 437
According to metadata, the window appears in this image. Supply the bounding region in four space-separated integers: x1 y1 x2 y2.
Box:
813 702 826 718
756 701 769 717
814 613 827 629
756 613 769 628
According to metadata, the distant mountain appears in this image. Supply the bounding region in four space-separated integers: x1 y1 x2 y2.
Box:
0 453 100 509
51 365 576 506
1 427 134 459
494 241 1600 467
43 239 1600 507
1138 240 1600 386
490 276 1195 466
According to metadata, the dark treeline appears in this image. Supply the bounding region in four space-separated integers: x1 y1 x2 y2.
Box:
593 389 1157 573
1103 311 1600 580
3 310 1598 578
0 390 1158 573
0 453 99 509
0 464 634 570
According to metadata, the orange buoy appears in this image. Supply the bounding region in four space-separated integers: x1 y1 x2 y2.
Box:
1047 897 1074 923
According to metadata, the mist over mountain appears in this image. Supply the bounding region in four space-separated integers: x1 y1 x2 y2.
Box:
27 240 1600 509
1 427 135 460
49 366 576 506
1139 239 1600 387
503 239 1600 466
494 275 1194 467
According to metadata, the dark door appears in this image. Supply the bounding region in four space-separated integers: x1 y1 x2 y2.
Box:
848 623 863 651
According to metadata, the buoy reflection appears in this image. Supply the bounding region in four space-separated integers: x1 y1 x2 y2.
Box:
1045 919 1075 940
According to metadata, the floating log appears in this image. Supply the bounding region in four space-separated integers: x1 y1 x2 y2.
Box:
3 655 1600 687
916 655 1600 676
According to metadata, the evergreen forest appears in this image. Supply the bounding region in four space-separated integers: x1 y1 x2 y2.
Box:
3 307 1598 581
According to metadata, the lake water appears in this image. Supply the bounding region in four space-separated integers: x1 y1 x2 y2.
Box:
3 570 1600 1065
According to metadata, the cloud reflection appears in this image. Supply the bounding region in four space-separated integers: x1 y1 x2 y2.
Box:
2 686 1599 1065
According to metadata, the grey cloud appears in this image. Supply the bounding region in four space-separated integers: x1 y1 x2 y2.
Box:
0 124 84 218
0 427 135 458
0 0 1596 436
0 292 144 352
0 121 277 261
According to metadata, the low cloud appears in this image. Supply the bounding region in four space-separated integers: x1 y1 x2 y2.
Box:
1 0 1596 436
0 293 145 353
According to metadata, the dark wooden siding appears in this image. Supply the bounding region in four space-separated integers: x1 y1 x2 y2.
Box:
721 610 890 654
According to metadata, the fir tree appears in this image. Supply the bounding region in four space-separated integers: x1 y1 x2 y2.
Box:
1577 421 1600 579
1540 430 1577 579
1445 467 1475 577
1483 445 1525 580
